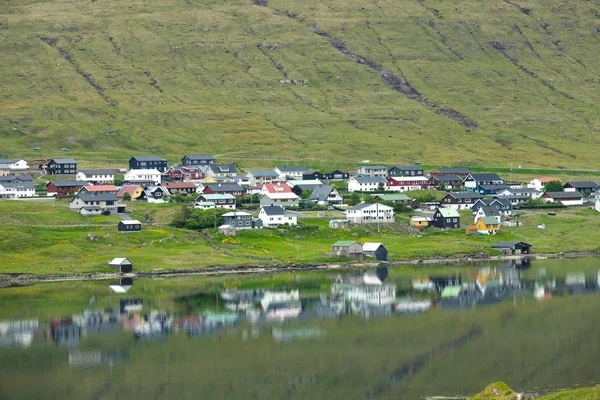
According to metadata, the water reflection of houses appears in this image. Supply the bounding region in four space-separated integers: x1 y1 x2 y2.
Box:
261 290 302 322
0 319 38 348
133 311 172 341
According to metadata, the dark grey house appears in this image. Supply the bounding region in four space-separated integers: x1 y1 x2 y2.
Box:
118 219 142 233
47 158 77 175
463 173 504 190
322 170 349 181
363 242 388 261
440 192 484 210
563 181 598 194
222 211 255 229
471 198 512 214
433 208 461 229
108 258 133 273
388 165 424 177
302 171 323 180
491 241 532 255
129 156 168 172
331 241 363 260
181 155 215 166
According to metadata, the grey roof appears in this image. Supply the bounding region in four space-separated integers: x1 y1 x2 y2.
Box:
466 173 503 181
205 182 244 192
210 164 237 173
0 182 35 189
247 170 279 177
564 181 598 189
389 165 422 171
50 158 77 164
130 156 166 162
277 166 309 173
352 176 387 184
261 205 285 216
476 198 512 207
434 175 462 182
183 154 215 160
446 192 483 199
308 185 335 202
347 202 389 211
544 191 583 199
49 180 90 187
0 158 22 164
81 206 101 211
75 193 119 202
0 175 33 182
477 205 500 216
294 183 322 191
78 169 116 175
492 241 531 248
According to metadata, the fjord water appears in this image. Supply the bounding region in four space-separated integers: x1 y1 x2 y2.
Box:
1 258 600 399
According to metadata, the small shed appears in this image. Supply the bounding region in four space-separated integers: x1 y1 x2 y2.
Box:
410 216 431 229
331 241 363 260
79 206 101 216
363 242 388 261
118 219 142 233
329 219 349 229
108 258 133 273
218 225 237 236
491 241 532 255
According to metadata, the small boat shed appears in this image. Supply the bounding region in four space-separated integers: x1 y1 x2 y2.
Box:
108 258 133 273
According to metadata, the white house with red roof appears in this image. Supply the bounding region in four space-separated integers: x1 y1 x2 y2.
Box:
259 183 300 207
527 177 559 191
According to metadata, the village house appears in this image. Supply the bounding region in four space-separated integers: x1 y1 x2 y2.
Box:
124 169 162 185
307 185 343 205
302 170 323 181
205 164 237 178
0 181 35 199
385 176 431 192
356 165 388 178
563 181 598 194
363 242 389 261
69 193 124 214
258 205 298 227
331 241 363 260
228 175 250 186
527 177 559 191
181 154 215 166
439 192 484 210
346 203 394 224
388 165 424 177
541 191 584 206
471 198 512 215
117 185 144 200
0 158 29 170
472 205 501 224
410 216 432 229
429 175 463 190
47 158 77 175
75 169 115 184
498 187 542 199
289 180 323 196
118 220 142 233
1 175 34 185
166 165 206 181
129 156 167 172
476 183 510 195
260 183 300 207
322 170 350 181
200 182 244 197
491 241 532 255
165 182 197 195
347 176 386 192
108 258 134 273
245 170 282 186
493 194 529 206
222 211 257 229
372 193 412 204
0 168 8 176
79 185 119 195
194 193 236 209
467 217 501 235
433 208 460 229
430 167 471 178
142 185 170 202
329 219 350 229
46 180 90 197
463 173 504 190
274 166 309 180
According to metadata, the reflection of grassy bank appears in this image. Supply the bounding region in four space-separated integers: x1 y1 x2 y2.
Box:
1 201 599 275
468 382 600 399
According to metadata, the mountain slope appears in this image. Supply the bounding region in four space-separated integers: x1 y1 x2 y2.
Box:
1 0 599 168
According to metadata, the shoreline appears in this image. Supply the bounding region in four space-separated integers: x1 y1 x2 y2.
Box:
1 251 598 285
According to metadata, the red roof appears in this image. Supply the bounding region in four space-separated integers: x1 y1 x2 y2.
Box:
263 183 293 194
538 177 559 183
117 185 141 197
85 185 118 191
166 182 197 189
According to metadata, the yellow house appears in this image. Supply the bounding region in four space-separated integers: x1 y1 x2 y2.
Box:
201 177 218 183
467 216 501 235
117 185 144 200
410 216 431 229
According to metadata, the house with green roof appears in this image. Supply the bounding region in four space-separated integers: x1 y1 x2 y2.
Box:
372 193 412 203
331 241 363 260
433 207 460 229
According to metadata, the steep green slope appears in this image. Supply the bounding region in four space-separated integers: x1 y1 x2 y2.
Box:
1 0 599 168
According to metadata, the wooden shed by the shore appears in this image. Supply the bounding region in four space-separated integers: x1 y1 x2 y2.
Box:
108 258 133 273
491 242 532 255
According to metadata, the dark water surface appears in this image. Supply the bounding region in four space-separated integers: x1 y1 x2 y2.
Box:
1 257 600 399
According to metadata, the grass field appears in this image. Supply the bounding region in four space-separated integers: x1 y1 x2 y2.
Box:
1 0 600 170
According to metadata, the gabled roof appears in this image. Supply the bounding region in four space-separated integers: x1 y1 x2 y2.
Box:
109 258 132 265
543 191 583 199
260 205 285 216
372 194 411 201
48 180 90 187
477 184 509 190
209 164 237 173
0 158 25 164
465 173 502 181
564 181 598 189
165 182 197 189
276 166 309 173
120 220 141 225
332 241 359 247
144 185 169 194
78 169 116 175
130 156 166 162
0 182 35 189
204 182 244 192
200 193 236 200
535 177 559 183
477 205 500 216
351 176 387 184
83 185 118 192
503 188 540 194
117 185 142 197
347 202 393 211
363 242 385 251
49 158 77 164
183 154 215 160
433 175 462 182
247 170 279 177
74 193 119 202
475 198 510 207
222 211 252 217
308 185 336 202
491 241 531 249
389 165 423 171
481 216 499 225
263 183 293 193
0 175 33 182
436 208 460 218
445 192 483 200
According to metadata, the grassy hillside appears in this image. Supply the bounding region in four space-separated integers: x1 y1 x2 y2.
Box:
1 0 600 169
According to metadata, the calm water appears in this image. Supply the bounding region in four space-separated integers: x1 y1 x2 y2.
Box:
1 258 600 399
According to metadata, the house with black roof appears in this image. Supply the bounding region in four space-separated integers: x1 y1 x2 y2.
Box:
69 193 125 214
430 167 471 178
258 205 297 228
47 158 77 175
491 242 532 255
302 170 323 181
476 183 510 195
129 156 168 172
440 192 484 210
463 173 503 191
181 155 215 166
46 180 90 198
307 185 343 205
206 164 237 178
321 170 349 181
563 181 598 194
388 165 424 177
200 182 244 197
472 198 512 215
429 175 463 190
541 191 583 206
